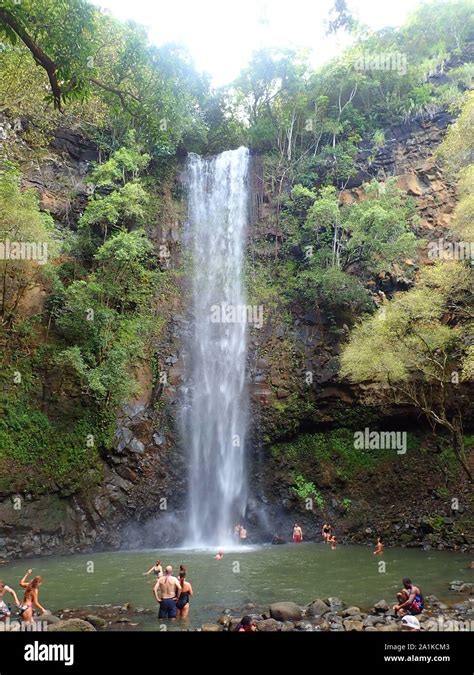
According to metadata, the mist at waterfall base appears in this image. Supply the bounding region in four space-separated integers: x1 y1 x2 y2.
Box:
181 147 250 549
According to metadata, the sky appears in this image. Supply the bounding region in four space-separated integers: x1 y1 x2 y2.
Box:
93 0 418 86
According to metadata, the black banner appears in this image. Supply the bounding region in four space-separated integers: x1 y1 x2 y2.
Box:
0 630 471 673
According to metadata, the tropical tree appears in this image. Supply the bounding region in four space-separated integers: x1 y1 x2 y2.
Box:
341 262 474 480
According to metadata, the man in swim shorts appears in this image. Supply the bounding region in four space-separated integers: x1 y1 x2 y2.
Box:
154 565 181 620
394 578 424 616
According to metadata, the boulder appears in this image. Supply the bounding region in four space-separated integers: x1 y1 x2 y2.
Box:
306 599 330 617
201 624 221 632
374 600 389 612
269 602 302 622
85 615 108 629
326 597 344 611
376 623 399 632
47 619 96 632
343 619 365 631
256 618 282 632
342 606 361 617
363 615 385 627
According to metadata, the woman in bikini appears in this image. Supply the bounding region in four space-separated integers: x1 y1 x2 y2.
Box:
176 571 193 621
144 560 163 577
19 570 47 623
0 580 20 620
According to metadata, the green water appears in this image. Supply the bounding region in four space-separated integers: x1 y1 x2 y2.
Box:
1 544 471 630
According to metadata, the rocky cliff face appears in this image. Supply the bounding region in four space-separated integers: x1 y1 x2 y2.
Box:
0 109 472 558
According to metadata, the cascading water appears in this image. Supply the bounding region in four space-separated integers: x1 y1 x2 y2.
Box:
183 146 250 548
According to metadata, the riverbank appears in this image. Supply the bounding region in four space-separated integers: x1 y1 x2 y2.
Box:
2 584 472 632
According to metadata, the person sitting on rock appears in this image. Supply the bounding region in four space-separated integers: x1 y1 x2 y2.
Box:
394 578 424 616
235 615 257 632
374 537 384 555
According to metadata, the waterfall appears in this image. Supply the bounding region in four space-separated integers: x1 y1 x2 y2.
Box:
183 146 250 548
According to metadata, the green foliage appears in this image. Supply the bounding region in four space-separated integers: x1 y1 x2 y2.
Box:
0 0 96 108
292 473 317 500
0 164 58 324
54 229 159 408
0 386 106 492
80 133 150 239
273 428 408 479
283 179 418 325
437 91 474 175
341 497 352 513
341 261 473 384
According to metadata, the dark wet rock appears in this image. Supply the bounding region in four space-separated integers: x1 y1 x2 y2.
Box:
306 599 330 617
256 618 282 632
269 602 302 622
85 615 108 629
342 606 361 617
363 615 385 627
326 597 344 611
450 580 473 593
374 600 389 612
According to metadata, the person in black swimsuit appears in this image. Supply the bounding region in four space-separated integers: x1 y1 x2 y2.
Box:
322 523 332 543
144 560 162 577
176 571 193 620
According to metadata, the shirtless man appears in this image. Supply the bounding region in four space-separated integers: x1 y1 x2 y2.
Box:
374 537 384 555
293 523 303 543
154 565 181 620
239 526 247 543
394 578 424 617
0 580 20 619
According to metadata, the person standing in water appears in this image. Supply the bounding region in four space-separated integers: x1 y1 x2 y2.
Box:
144 560 163 576
19 570 47 623
176 570 193 621
374 537 384 555
322 523 332 543
154 565 181 620
0 580 20 619
329 534 337 550
292 523 303 543
239 525 247 544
